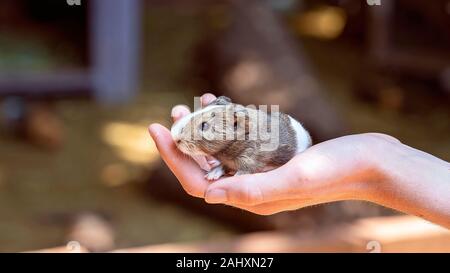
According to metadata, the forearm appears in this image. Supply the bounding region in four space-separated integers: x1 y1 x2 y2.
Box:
368 143 450 228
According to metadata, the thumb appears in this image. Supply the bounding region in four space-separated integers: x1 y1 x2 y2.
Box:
148 123 209 197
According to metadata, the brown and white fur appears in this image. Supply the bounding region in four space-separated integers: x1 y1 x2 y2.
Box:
171 96 311 180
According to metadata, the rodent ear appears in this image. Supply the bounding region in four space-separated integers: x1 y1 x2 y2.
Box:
209 96 232 106
233 108 250 134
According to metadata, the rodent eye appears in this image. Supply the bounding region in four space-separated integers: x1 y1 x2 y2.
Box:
201 122 209 131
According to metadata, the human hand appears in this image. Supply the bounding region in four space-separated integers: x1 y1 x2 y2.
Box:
148 94 400 215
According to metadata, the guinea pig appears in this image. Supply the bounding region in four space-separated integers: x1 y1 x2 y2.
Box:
171 96 312 180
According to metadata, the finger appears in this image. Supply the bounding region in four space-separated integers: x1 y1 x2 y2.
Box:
366 133 401 143
200 93 217 107
192 155 212 171
148 123 209 198
204 163 300 206
171 105 190 122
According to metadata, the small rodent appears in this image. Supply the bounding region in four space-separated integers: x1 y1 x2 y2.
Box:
171 96 311 180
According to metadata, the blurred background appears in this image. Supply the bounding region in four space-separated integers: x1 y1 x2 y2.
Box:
0 0 449 252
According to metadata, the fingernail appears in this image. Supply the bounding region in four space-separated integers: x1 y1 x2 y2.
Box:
171 109 181 120
171 105 190 120
205 189 228 204
148 124 158 138
201 93 215 105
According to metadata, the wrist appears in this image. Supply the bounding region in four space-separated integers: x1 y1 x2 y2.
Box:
353 138 400 203
360 138 450 228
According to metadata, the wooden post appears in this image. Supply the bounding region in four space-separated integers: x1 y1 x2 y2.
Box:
90 0 142 103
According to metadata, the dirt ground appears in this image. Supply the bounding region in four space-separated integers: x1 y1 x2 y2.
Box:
0 7 449 252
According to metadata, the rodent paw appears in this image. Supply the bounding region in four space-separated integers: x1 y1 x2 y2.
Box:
205 166 225 181
207 158 221 168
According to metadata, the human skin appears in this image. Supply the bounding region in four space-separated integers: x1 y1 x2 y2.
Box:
148 94 450 229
